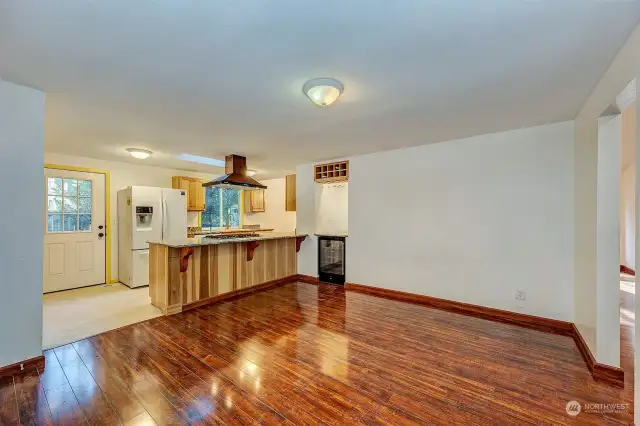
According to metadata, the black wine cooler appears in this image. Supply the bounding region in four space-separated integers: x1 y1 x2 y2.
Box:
318 236 346 285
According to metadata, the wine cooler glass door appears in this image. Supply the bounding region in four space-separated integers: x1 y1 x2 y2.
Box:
318 237 345 284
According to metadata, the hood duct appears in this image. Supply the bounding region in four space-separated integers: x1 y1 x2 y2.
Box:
203 155 267 191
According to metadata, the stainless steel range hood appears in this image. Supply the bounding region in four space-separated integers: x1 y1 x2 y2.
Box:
203 154 267 191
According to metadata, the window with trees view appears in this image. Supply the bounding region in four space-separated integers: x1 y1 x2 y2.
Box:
47 177 92 232
201 187 241 229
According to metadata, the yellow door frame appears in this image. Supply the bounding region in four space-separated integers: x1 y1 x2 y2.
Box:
44 163 114 284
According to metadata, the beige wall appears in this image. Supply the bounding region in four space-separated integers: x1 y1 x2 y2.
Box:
244 177 296 232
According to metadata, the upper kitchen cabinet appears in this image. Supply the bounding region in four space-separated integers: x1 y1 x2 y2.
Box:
172 176 205 211
244 189 265 212
314 161 349 183
285 174 296 211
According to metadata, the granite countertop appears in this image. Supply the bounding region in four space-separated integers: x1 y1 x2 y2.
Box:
193 228 275 235
148 232 307 248
315 233 348 238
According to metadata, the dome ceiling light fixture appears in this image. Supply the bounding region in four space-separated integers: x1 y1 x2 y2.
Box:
303 78 344 107
126 148 153 159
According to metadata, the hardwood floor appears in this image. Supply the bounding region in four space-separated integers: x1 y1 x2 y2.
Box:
0 281 634 425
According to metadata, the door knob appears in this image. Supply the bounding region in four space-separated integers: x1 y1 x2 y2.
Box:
98 233 104 238
98 225 104 230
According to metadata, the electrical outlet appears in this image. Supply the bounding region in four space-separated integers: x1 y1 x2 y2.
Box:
515 290 526 301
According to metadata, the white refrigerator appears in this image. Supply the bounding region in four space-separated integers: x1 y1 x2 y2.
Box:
117 186 187 288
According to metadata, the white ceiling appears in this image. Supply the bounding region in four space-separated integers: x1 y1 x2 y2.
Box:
1 1 638 179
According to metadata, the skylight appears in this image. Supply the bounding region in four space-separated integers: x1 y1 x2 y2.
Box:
176 153 226 167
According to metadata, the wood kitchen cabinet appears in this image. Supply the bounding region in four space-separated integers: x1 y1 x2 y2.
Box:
285 174 296 211
314 160 349 183
172 176 205 211
244 189 265 212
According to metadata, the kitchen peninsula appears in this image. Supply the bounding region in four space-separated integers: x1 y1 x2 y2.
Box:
148 232 307 315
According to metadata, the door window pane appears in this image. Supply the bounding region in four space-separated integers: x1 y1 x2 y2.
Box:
79 214 92 231
47 175 95 233
47 214 62 232
48 178 62 195
79 197 92 213
47 196 62 213
63 178 77 196
63 197 78 213
79 180 92 196
63 215 78 232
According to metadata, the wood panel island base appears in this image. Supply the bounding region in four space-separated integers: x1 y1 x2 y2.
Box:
148 233 307 315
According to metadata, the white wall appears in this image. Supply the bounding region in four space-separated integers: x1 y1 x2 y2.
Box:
296 164 318 276
295 168 350 277
0 80 45 367
621 165 635 267
244 177 296 232
315 183 348 235
575 25 640 361
621 102 637 269
44 152 217 281
350 122 575 321
298 122 575 321
595 115 622 367
568 22 639 422
574 116 598 350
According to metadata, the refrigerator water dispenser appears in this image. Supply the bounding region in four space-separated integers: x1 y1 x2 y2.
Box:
135 206 154 230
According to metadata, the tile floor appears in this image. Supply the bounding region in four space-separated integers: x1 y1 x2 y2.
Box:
42 283 162 349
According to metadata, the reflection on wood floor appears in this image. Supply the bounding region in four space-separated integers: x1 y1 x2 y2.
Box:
0 281 634 425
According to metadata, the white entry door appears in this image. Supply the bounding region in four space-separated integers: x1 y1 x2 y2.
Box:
43 168 106 293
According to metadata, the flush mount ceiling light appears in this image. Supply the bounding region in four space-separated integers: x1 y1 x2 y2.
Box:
246 169 257 177
126 148 152 159
303 78 344 107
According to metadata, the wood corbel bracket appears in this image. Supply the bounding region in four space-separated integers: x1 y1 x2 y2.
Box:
247 241 260 261
179 247 194 273
295 236 307 253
